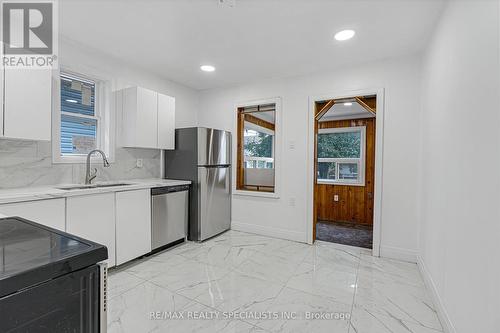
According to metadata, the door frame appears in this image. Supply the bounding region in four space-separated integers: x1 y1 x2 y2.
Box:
306 88 385 257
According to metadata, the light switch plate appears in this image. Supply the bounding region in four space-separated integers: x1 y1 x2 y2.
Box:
334 194 339 202
136 159 143 168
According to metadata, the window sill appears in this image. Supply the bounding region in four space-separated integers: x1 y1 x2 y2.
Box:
317 180 365 187
52 154 115 164
233 189 280 199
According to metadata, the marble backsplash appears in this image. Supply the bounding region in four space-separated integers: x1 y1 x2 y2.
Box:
0 139 161 189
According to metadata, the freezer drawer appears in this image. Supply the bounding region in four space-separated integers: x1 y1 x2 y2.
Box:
151 186 189 250
196 166 231 241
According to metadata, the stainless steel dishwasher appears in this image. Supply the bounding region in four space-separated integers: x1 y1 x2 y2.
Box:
151 185 189 251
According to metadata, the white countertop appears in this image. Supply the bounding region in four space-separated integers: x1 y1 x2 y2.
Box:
0 178 191 205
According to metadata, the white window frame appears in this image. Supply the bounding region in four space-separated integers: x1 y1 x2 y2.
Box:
317 126 366 186
52 68 114 164
233 97 282 199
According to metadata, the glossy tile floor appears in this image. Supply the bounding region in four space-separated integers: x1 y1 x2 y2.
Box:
107 230 443 333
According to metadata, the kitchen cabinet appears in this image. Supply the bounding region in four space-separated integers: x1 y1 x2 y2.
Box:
0 199 65 231
116 86 175 149
2 68 52 141
157 93 175 149
115 189 151 265
66 193 116 267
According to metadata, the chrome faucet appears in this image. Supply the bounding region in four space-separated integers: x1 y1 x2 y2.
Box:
85 149 110 184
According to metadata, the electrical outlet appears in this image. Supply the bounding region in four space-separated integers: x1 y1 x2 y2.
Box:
334 194 339 202
136 159 143 168
289 197 296 207
289 140 296 150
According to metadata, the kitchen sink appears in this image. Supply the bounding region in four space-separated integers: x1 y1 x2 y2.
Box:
94 182 133 188
56 182 133 191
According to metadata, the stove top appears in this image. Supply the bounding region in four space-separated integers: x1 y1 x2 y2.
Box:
0 217 107 298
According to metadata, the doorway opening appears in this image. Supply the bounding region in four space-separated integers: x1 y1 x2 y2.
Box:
313 95 377 249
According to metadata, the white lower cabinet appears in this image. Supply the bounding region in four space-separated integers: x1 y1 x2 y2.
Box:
115 189 151 265
0 199 65 231
66 193 116 267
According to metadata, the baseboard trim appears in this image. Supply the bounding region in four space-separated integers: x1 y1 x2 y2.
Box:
379 245 418 263
231 221 306 243
417 256 456 333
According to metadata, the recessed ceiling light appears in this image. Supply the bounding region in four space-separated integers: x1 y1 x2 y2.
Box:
200 65 215 72
66 99 78 103
334 29 356 41
343 102 353 106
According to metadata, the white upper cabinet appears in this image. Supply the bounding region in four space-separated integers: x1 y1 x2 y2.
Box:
0 67 3 135
2 68 52 141
117 86 175 150
157 93 175 150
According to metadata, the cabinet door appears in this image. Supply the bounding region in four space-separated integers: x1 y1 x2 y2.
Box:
136 87 158 148
0 67 3 136
157 93 175 149
0 199 65 231
116 189 151 265
66 193 116 266
4 68 51 140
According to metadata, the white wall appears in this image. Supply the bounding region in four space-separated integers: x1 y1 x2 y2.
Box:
418 1 500 333
199 55 422 260
60 37 199 128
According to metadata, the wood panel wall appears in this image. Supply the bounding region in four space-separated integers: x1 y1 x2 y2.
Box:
315 117 376 225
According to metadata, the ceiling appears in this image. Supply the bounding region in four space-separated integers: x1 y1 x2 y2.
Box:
59 0 446 90
251 111 275 124
320 101 374 122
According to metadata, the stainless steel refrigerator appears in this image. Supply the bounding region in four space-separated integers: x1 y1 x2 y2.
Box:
164 127 231 241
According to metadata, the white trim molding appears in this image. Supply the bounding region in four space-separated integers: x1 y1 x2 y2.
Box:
379 245 417 263
417 256 457 333
52 66 115 164
306 88 385 258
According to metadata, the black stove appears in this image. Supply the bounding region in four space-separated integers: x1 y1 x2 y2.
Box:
0 216 108 332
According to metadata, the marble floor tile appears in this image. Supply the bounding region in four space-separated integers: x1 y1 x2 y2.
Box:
124 253 187 280
303 242 360 274
354 256 442 331
349 305 443 333
187 242 259 269
353 279 442 331
106 232 443 333
176 270 283 313
286 261 357 305
107 281 192 333
108 270 146 300
252 287 351 333
358 254 425 287
255 238 312 264
149 258 232 293
157 300 266 333
206 230 275 250
233 250 302 284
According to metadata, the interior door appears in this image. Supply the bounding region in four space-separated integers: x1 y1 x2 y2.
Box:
198 166 231 240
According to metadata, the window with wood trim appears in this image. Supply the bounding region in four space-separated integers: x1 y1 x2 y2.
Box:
237 102 276 193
